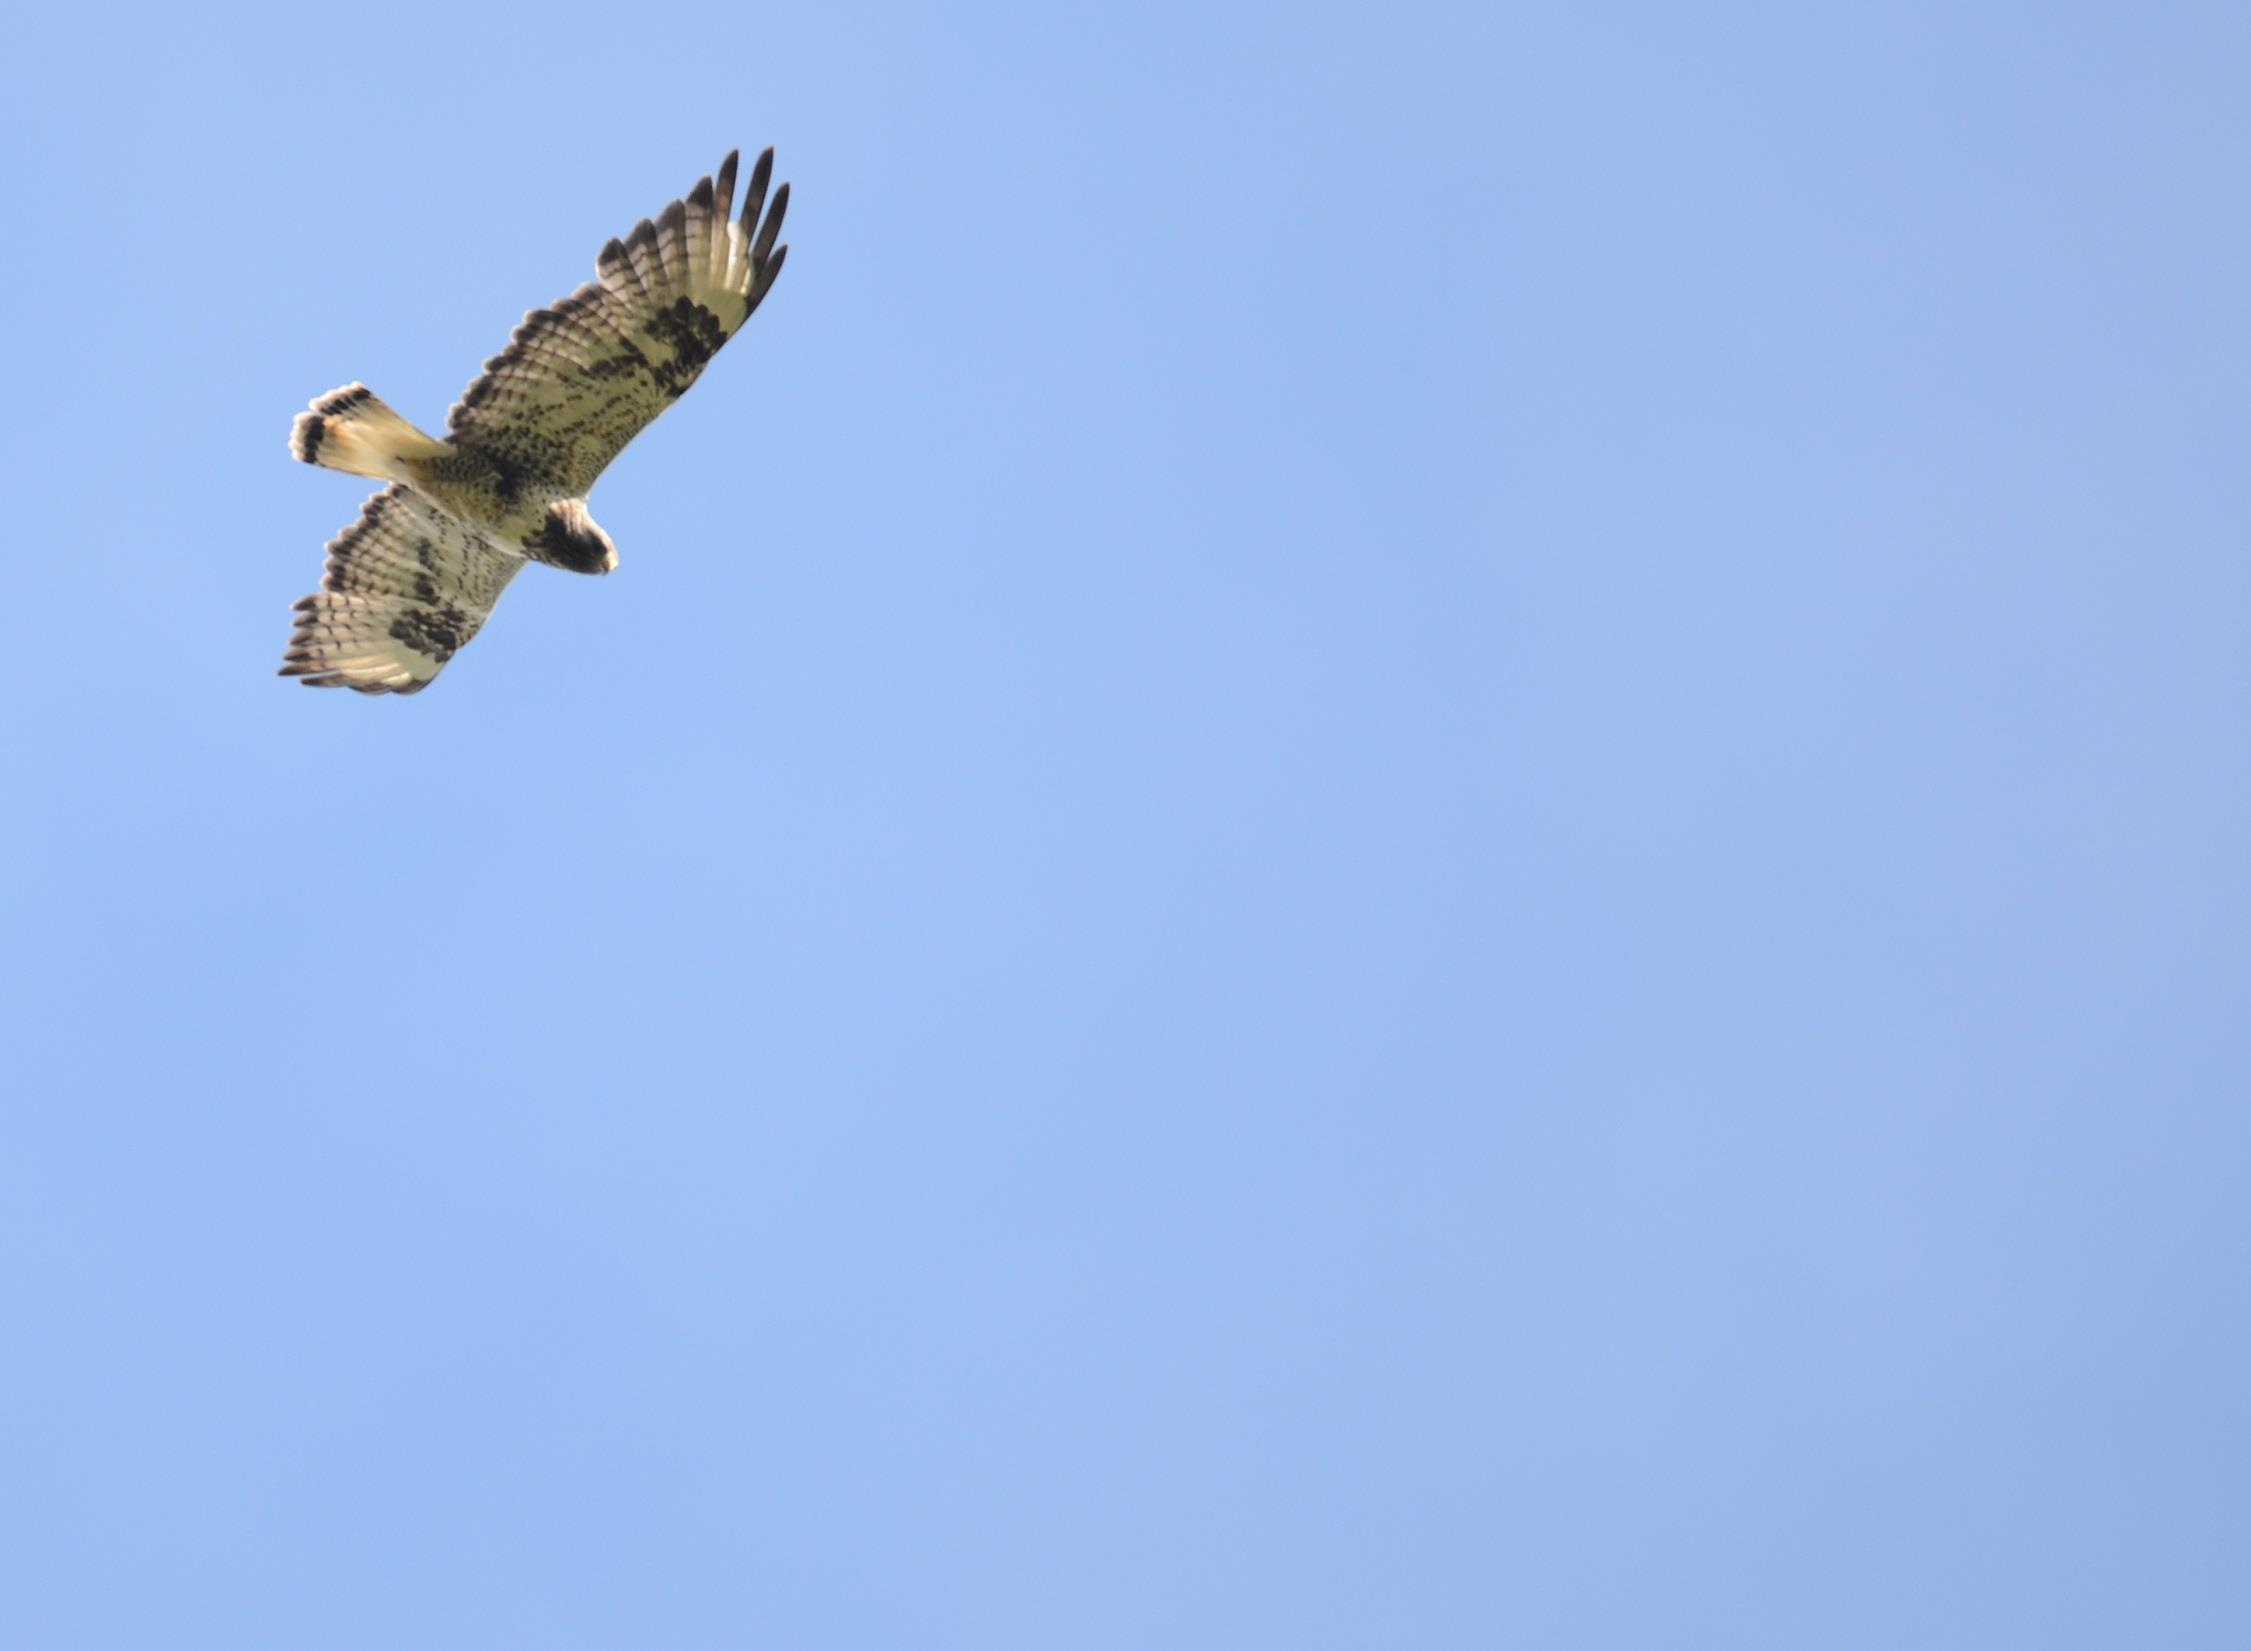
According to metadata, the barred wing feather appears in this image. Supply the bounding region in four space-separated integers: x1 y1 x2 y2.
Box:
280 485 523 694
442 148 790 499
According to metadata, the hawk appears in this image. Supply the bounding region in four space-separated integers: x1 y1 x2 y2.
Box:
281 148 790 693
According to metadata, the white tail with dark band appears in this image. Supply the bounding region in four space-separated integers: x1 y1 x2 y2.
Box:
289 384 446 480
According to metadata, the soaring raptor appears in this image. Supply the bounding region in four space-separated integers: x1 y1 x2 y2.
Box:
281 148 790 693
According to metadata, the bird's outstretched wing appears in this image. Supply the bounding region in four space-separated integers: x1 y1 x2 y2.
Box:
443 148 790 500
280 485 524 694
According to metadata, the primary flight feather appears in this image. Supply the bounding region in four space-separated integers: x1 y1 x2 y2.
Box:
281 147 790 694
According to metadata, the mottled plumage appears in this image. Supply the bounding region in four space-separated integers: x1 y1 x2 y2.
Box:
282 148 790 694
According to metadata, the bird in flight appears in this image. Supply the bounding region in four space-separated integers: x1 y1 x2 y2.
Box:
281 148 790 694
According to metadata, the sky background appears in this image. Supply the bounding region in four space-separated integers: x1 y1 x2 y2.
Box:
3 1 2248 1645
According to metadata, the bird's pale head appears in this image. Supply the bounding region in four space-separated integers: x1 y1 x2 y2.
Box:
525 499 619 575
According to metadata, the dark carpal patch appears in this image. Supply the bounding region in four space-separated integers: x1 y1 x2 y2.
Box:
486 450 529 506
388 604 470 663
643 298 726 398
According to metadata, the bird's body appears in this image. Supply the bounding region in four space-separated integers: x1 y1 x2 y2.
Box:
282 148 790 693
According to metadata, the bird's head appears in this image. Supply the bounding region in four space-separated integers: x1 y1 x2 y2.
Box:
526 499 619 575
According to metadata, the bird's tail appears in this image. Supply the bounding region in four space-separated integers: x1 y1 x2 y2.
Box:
289 384 447 479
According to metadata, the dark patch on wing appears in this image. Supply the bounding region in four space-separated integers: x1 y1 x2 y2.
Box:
487 449 530 506
644 298 726 398
409 534 439 601
387 603 472 664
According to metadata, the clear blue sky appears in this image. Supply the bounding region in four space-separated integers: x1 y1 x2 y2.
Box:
3 2 2247 1645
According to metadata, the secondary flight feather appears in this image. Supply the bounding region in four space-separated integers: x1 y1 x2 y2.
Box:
281 148 790 694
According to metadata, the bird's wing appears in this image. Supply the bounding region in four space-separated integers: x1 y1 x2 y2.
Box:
280 485 524 694
442 148 790 500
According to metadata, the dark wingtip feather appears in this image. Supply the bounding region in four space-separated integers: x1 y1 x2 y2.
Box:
740 148 774 230
688 175 714 213
714 149 740 216
750 242 788 307
752 181 790 263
